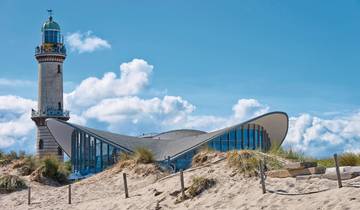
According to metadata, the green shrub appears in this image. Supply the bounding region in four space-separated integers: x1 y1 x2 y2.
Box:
227 150 260 177
0 174 27 193
316 158 335 168
132 148 155 164
17 156 39 176
39 156 70 184
227 150 284 176
187 176 216 198
339 153 360 166
119 152 131 162
43 156 60 178
64 160 72 172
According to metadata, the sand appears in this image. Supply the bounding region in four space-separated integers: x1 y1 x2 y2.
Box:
1 158 360 210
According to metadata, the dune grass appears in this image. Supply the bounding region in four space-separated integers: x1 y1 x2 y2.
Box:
192 146 216 167
41 155 70 184
0 174 27 193
187 176 216 198
227 149 285 177
270 147 360 168
132 147 155 164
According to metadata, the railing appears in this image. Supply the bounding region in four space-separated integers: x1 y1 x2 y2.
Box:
35 45 66 56
31 109 70 118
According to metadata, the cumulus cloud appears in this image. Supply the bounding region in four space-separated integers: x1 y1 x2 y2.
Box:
0 96 36 150
66 31 111 53
1 58 360 158
83 96 195 134
65 59 153 109
232 99 269 122
284 112 360 157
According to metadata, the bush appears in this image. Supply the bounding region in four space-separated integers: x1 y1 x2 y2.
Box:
0 174 27 193
316 158 335 168
64 160 72 172
339 153 360 166
191 146 217 167
187 176 216 198
17 156 39 176
227 150 260 177
35 156 70 184
119 152 131 162
132 148 155 164
43 156 60 178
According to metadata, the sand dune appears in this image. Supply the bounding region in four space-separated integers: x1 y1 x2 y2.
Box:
1 157 360 210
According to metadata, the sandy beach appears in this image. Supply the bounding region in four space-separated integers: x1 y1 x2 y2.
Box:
1 156 360 210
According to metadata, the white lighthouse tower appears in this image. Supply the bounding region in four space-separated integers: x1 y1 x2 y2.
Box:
31 11 69 160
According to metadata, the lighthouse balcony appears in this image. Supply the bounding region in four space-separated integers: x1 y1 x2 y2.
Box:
35 45 66 56
31 109 70 118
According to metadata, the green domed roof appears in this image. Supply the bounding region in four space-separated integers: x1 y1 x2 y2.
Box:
42 17 60 31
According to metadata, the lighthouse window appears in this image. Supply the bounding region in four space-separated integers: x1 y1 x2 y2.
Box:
39 139 44 150
58 147 63 155
58 102 62 110
57 65 61 73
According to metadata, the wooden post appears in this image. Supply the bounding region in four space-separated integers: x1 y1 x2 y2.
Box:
334 154 342 188
259 160 266 194
123 173 129 198
27 186 31 205
180 169 185 200
68 184 72 204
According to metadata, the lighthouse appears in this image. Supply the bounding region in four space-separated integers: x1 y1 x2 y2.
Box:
31 11 69 160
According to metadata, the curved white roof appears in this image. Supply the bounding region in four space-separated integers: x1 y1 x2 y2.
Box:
46 111 288 161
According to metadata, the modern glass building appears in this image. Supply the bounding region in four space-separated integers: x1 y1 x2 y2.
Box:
46 112 288 175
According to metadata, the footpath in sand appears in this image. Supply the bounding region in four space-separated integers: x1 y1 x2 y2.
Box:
1 154 360 210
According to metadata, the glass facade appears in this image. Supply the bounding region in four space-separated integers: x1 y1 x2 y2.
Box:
171 124 271 170
71 129 127 175
70 123 271 175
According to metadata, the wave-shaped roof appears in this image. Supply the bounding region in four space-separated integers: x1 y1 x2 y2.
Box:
46 112 288 161
152 129 207 140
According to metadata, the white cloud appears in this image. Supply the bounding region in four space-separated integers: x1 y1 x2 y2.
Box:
83 96 196 134
66 31 111 53
0 95 36 150
1 58 360 158
284 112 360 157
65 59 153 109
232 99 269 122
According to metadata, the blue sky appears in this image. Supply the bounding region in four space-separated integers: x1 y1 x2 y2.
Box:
0 0 360 157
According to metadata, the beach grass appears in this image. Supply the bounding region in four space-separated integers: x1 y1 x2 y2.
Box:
0 174 27 193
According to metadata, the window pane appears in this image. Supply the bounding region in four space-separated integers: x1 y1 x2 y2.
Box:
244 128 249 149
229 130 235 151
102 142 108 169
109 145 114 165
249 127 254 149
213 137 221 151
221 133 228 152
259 128 263 150
96 139 101 172
236 128 243 150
